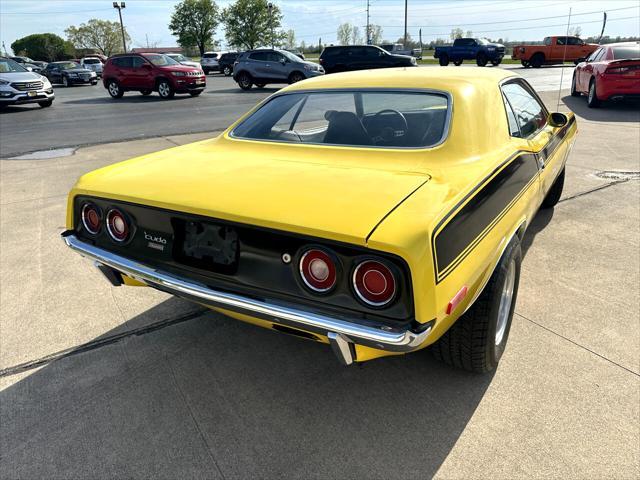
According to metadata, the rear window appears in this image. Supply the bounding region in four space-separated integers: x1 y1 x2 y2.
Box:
202 53 218 59
321 48 343 57
231 90 450 148
612 45 640 60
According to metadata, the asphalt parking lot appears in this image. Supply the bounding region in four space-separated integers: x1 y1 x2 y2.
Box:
1 66 639 479
0 64 574 158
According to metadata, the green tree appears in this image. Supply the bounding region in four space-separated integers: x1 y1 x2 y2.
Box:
65 19 130 56
223 0 285 50
284 29 296 49
169 0 219 56
11 33 74 61
337 23 353 45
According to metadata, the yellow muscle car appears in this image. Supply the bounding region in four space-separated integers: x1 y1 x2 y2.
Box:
63 67 576 372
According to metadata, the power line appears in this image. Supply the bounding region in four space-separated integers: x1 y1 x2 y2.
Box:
2 8 112 15
375 5 638 29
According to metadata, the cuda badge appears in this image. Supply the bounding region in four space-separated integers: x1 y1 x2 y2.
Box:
144 231 167 244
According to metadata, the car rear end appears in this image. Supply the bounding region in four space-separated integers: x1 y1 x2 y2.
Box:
201 52 220 74
511 45 526 60
599 59 640 101
82 58 103 76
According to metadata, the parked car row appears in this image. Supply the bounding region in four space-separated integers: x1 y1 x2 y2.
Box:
0 56 55 109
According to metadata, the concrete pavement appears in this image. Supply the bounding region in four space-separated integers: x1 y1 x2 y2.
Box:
0 91 638 479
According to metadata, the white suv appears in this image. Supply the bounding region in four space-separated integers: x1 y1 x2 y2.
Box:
0 56 54 109
201 51 227 74
80 57 104 76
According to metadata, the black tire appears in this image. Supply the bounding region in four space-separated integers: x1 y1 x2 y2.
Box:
530 53 544 68
541 168 565 209
431 238 522 373
438 54 449 66
62 75 70 87
222 66 232 76
288 72 305 84
521 60 530 68
157 79 175 99
140 89 152 96
570 73 580 97
476 53 488 67
107 79 124 98
189 90 203 97
38 100 53 108
454 60 462 66
237 72 253 90
587 78 600 108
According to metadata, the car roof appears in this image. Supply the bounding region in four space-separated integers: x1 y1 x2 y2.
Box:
282 66 516 94
602 41 640 47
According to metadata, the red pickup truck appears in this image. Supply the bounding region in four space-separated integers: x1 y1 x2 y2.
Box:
512 36 599 68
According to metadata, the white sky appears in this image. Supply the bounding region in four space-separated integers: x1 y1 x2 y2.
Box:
1 0 639 53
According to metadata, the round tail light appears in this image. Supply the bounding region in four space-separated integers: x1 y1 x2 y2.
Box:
106 208 129 242
353 260 397 307
299 249 337 292
81 203 102 234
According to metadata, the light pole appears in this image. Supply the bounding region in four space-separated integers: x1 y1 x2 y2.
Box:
267 2 274 49
113 2 127 53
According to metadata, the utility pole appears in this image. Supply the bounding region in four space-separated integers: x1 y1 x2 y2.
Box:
113 2 127 53
267 3 274 49
404 0 408 46
318 38 322 54
366 0 370 44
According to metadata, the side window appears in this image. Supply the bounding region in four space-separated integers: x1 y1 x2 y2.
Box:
544 37 552 46
132 57 146 68
114 57 133 68
365 47 381 57
502 82 547 138
268 52 284 63
556 37 566 46
567 37 582 46
594 49 607 62
586 48 602 62
502 94 521 137
249 52 269 61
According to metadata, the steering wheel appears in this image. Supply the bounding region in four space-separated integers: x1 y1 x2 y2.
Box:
367 109 409 145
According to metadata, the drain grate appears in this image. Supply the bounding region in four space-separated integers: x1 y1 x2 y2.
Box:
593 171 640 181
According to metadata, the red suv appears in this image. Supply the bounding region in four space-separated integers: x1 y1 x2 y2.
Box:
103 53 205 99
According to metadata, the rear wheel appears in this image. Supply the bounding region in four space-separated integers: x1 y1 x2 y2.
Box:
62 76 69 87
237 72 253 90
541 168 565 209
476 53 488 66
223 65 232 76
587 79 600 108
38 100 53 108
431 237 522 373
157 79 174 99
107 80 124 98
438 54 449 66
530 53 544 68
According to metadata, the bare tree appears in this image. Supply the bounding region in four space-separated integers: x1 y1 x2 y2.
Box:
337 23 353 45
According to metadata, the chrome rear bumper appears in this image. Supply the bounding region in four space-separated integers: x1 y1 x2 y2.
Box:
62 233 432 364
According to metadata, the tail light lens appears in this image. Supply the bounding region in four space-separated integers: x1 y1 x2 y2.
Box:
353 260 396 307
106 208 130 242
606 65 638 74
299 249 337 292
81 203 102 234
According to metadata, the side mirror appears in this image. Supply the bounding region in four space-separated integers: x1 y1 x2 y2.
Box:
26 66 33 72
279 58 287 65
577 57 586 63
548 112 568 128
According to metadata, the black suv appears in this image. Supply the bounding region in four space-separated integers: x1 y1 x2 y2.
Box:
218 52 239 76
319 45 416 74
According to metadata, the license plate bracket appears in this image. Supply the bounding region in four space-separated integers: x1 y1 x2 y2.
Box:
175 220 239 273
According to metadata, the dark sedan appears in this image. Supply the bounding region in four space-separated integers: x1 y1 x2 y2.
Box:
43 61 98 87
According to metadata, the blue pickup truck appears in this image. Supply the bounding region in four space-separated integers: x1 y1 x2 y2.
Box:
434 38 505 66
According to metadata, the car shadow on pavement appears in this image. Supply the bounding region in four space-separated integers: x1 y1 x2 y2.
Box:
562 95 640 123
521 207 555 259
0 297 494 479
64 95 197 105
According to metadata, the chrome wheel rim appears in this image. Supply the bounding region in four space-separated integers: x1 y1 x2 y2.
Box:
240 76 249 87
588 84 595 102
108 83 119 96
62 77 68 86
495 259 516 346
159 82 170 97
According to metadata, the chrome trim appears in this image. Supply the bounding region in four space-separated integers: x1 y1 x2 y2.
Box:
298 249 336 293
62 233 431 353
105 209 128 243
328 332 354 365
81 203 101 235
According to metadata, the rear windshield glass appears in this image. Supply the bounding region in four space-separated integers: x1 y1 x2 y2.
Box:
83 58 101 64
612 45 640 59
231 90 449 148
202 53 217 59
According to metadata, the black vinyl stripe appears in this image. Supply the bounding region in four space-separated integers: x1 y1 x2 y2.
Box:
431 114 576 283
